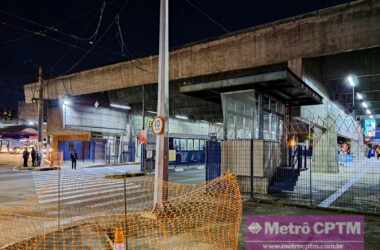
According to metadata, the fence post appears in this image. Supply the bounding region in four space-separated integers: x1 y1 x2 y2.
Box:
303 146 307 170
297 145 302 171
58 166 61 230
309 122 313 207
250 139 254 200
123 176 128 249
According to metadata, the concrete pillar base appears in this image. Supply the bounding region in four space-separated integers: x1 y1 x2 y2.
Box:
312 127 339 174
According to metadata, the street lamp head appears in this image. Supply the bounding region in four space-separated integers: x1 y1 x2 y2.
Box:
356 92 363 100
362 102 368 109
346 75 357 87
63 97 71 106
366 109 371 115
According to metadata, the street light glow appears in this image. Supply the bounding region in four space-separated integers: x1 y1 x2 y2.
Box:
356 92 363 100
366 109 371 115
369 115 374 119
110 103 131 110
63 97 71 106
362 102 368 108
175 115 189 120
347 75 356 87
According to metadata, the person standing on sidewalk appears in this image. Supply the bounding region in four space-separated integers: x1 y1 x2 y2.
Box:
31 147 37 167
22 148 29 168
70 150 78 170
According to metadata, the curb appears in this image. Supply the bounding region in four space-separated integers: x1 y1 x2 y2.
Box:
13 166 60 172
84 162 140 169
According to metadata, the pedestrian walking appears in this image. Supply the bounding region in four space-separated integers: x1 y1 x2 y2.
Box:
31 147 37 167
70 150 78 170
22 148 29 168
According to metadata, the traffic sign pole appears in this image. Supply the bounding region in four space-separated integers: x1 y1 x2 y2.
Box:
154 0 169 206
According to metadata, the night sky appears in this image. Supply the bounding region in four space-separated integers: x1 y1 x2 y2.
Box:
1 0 353 111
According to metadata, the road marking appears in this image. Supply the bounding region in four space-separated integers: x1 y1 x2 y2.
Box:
37 182 134 198
318 170 366 208
39 185 140 204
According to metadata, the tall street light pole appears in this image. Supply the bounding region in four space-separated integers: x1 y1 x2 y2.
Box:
38 66 44 143
154 0 169 205
347 75 357 119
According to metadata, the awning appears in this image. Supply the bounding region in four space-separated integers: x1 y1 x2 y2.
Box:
0 126 38 139
180 65 322 106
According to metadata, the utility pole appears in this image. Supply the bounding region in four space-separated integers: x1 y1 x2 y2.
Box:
38 66 44 142
141 85 146 172
154 0 169 205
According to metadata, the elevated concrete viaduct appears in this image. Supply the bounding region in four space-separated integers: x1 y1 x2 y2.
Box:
21 0 380 179
24 0 380 104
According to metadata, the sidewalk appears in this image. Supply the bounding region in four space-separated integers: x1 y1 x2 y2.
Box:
61 160 141 170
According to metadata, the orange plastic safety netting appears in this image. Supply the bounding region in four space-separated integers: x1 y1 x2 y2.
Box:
1 174 242 250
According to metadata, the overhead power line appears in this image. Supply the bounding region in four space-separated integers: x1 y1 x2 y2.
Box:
64 0 131 74
115 14 126 56
65 0 150 74
0 1 107 44
0 33 35 47
184 0 230 33
0 20 114 60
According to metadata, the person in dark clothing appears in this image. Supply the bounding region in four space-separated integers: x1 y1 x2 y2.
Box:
22 148 29 168
70 150 78 170
36 150 42 167
31 147 37 167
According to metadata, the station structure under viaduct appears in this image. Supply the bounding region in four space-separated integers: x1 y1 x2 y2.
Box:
20 0 380 197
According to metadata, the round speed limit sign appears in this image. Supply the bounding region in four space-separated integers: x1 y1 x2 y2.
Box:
152 116 165 135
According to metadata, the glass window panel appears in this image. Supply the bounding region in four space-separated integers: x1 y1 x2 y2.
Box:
263 112 270 140
187 139 194 151
263 96 270 110
175 139 180 150
271 99 277 113
222 90 257 140
279 119 284 141
181 139 187 150
271 114 278 140
236 116 244 139
194 139 199 151
200 140 205 150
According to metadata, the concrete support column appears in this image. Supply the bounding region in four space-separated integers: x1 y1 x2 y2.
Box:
312 123 339 174
288 58 303 78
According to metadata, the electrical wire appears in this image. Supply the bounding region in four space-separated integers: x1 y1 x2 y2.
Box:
184 0 230 33
115 14 126 56
64 0 136 74
0 21 115 60
0 3 107 49
0 1 107 44
0 33 35 47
